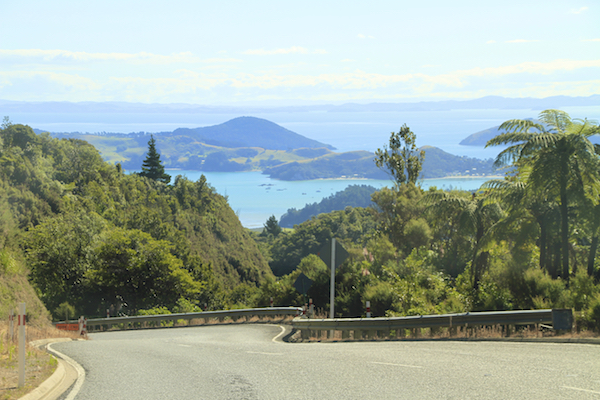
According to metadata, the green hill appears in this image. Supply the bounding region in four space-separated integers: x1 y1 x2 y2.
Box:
261 147 496 180
1 122 272 319
459 125 505 146
169 117 334 150
43 117 334 171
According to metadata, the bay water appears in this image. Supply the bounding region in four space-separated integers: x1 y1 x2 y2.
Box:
170 170 495 228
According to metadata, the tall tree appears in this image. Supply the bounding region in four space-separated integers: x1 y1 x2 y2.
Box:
486 110 600 281
423 190 503 292
262 215 282 237
375 124 425 187
140 135 171 184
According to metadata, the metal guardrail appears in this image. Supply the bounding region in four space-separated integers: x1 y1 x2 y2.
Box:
292 309 573 339
54 307 303 331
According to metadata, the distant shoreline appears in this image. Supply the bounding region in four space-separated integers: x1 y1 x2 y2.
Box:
164 169 505 182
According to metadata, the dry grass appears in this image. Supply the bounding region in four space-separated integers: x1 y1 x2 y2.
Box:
0 322 81 400
299 324 600 342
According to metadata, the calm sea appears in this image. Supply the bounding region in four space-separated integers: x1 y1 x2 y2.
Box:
165 170 495 228
11 106 600 228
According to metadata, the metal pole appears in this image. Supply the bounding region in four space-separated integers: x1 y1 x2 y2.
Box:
18 302 25 388
330 238 336 319
329 239 336 338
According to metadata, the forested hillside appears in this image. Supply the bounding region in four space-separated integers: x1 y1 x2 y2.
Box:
3 110 600 334
279 185 377 228
0 120 271 319
248 111 600 330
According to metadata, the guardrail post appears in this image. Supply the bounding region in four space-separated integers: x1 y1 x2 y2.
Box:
301 329 310 340
341 330 350 340
366 301 371 318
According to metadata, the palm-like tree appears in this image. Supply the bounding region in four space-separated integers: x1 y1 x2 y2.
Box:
423 191 503 291
486 110 600 281
482 177 561 277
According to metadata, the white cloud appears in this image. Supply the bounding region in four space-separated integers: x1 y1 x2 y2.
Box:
201 58 243 64
242 47 327 55
0 49 201 64
505 39 540 43
570 6 588 14
1 58 598 103
582 38 600 42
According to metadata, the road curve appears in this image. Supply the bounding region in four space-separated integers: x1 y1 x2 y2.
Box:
52 324 600 399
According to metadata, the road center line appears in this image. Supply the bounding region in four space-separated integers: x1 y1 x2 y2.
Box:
369 361 424 369
246 351 284 355
562 386 600 394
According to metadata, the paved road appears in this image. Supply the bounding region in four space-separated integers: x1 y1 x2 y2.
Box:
52 324 600 399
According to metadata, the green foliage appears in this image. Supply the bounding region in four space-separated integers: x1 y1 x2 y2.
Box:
262 215 282 238
487 109 600 281
139 135 171 183
269 207 376 276
371 183 425 253
374 124 425 186
0 122 271 319
53 302 76 322
279 185 377 228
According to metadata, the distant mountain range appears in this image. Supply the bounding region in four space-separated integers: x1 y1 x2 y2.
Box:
3 94 599 114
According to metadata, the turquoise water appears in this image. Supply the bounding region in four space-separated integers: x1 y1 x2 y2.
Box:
165 170 494 228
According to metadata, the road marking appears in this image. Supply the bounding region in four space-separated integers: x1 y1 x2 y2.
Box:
246 351 284 355
369 361 424 369
562 386 600 394
272 325 286 342
177 344 192 347
47 343 86 400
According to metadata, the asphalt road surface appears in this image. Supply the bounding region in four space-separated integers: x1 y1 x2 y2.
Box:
52 324 600 399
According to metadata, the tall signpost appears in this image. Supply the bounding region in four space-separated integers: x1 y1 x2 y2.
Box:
330 239 336 320
317 238 349 330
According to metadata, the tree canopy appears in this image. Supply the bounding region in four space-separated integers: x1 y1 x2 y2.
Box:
139 135 171 183
374 124 425 186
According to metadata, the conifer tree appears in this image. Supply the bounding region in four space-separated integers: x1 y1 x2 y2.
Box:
140 135 170 184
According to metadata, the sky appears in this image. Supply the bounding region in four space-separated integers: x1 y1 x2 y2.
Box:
1 0 599 105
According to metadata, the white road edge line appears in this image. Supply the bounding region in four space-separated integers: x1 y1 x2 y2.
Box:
272 325 286 343
47 343 86 400
246 351 284 355
562 386 600 394
369 361 424 369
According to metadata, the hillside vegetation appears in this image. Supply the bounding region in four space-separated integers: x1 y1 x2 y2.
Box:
1 121 271 319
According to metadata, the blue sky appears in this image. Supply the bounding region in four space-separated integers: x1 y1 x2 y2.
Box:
1 0 598 105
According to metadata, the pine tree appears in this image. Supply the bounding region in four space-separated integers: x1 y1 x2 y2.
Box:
140 135 171 184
